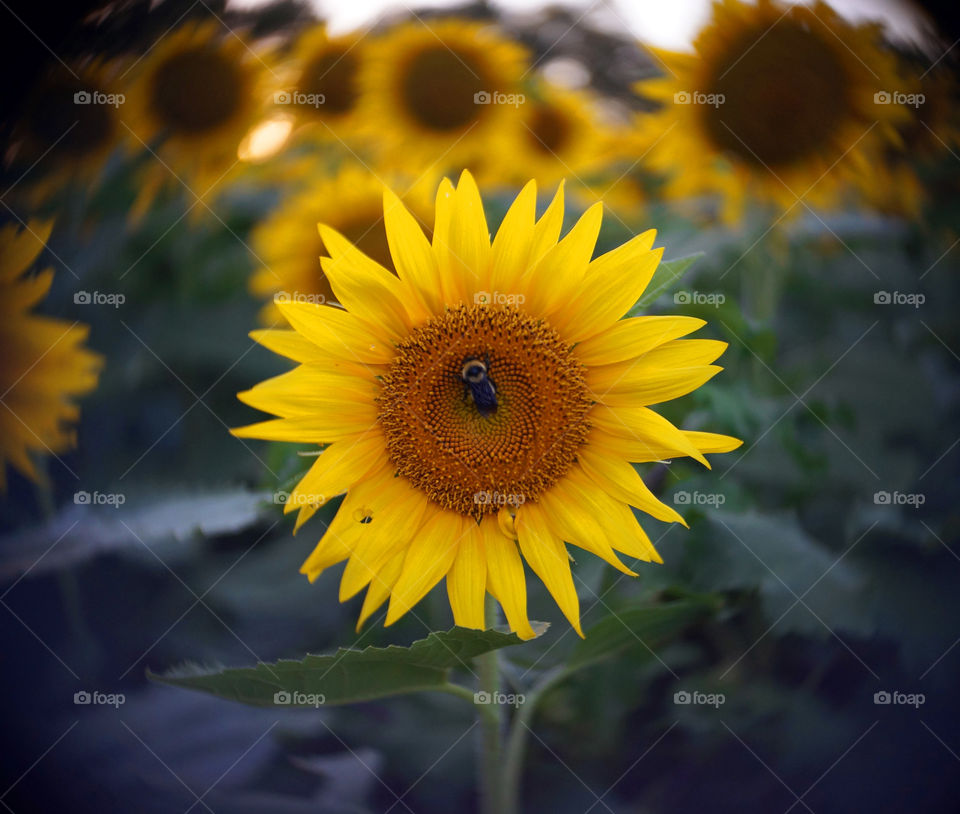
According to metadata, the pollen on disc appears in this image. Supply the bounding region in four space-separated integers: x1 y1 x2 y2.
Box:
376 304 593 518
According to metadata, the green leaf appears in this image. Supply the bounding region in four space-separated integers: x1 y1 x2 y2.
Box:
149 624 547 707
0 487 273 580
568 596 715 671
629 253 703 314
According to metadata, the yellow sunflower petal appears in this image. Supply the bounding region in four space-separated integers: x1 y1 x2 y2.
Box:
432 177 465 304
528 180 565 265
445 170 492 296
356 549 406 631
338 476 431 601
385 510 463 625
481 519 537 640
286 430 385 514
490 180 537 292
566 469 662 563
446 521 487 629
516 502 583 636
231 408 378 444
0 221 54 282
590 406 710 467
275 300 394 364
588 364 724 407
590 428 743 463
552 230 662 341
293 503 319 535
7 269 53 312
641 338 728 367
238 365 377 417
249 329 327 364
574 316 707 366
537 486 637 576
521 201 602 318
383 185 442 316
299 464 389 580
319 224 413 339
576 451 686 526
685 431 743 454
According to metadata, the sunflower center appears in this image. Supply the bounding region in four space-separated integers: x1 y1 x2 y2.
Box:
400 46 490 132
377 305 593 518
150 47 244 135
298 48 359 115
700 20 850 168
527 104 571 155
24 77 114 159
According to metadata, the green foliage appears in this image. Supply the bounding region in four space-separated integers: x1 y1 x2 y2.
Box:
149 625 547 706
569 595 717 670
629 253 703 313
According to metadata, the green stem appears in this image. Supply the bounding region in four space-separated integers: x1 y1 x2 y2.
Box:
477 594 503 814
501 667 569 814
436 682 480 705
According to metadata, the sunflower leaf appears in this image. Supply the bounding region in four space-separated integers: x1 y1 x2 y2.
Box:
567 596 715 671
629 253 703 314
0 487 273 580
148 624 547 707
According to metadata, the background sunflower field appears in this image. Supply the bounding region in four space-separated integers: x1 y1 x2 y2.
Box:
1 0 959 812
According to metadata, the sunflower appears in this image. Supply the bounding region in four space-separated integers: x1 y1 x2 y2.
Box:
233 172 739 637
0 222 103 491
359 19 528 173
275 25 368 141
10 60 126 203
635 0 909 219
249 166 434 325
867 66 960 216
124 21 275 211
480 82 609 188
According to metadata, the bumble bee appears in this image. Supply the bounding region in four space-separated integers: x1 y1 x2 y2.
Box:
461 356 497 416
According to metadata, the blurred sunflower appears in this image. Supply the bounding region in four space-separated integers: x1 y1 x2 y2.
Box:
249 166 434 325
635 0 908 219
277 25 367 140
0 222 102 491
125 22 275 212
360 19 528 172
233 171 740 638
868 66 959 216
11 61 125 203
483 82 608 187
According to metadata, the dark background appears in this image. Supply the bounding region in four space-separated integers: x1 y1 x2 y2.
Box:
1 1 959 812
